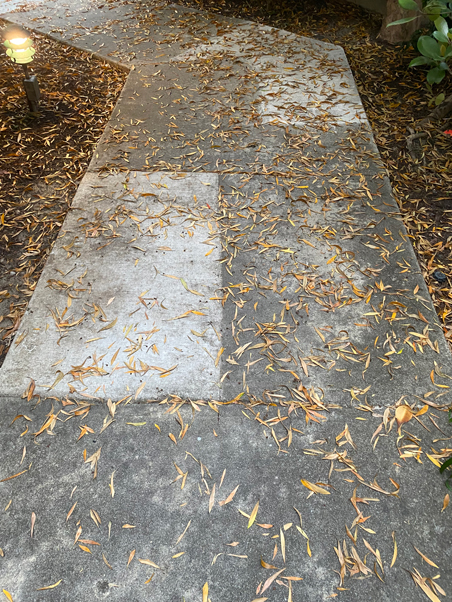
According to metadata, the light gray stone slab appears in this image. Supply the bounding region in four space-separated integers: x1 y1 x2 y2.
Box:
0 0 240 64
88 58 380 177
0 171 223 401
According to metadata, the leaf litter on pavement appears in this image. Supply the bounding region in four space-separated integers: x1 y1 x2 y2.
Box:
0 0 451 601
0 19 127 366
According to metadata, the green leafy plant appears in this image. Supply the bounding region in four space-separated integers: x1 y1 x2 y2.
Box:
439 409 452 491
388 0 452 89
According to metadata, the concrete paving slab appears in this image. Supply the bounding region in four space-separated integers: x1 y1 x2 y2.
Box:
88 28 380 176
0 171 223 401
0 0 43 12
0 0 240 64
0 401 451 602
217 172 452 405
2 166 450 407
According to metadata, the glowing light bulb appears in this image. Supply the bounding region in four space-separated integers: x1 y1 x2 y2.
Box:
10 37 28 45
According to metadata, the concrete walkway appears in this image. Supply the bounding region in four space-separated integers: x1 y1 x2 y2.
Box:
0 1 451 601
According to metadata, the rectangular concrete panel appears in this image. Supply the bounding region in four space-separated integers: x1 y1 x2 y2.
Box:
0 172 223 401
217 172 451 406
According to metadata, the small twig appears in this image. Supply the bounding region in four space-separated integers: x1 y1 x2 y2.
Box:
406 131 428 162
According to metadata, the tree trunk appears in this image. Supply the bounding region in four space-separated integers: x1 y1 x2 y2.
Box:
379 0 427 44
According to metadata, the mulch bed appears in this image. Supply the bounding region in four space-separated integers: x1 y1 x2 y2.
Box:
0 22 127 366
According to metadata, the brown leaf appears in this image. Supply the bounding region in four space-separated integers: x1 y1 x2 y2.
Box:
102 553 112 570
300 479 331 495
79 544 91 554
209 483 216 513
395 405 412 429
66 502 77 522
127 549 136 567
219 485 239 506
138 559 160 569
30 512 36 538
261 569 286 594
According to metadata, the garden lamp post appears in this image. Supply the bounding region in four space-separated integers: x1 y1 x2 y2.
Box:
2 25 40 112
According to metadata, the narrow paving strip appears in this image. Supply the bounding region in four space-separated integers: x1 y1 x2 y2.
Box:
0 1 451 601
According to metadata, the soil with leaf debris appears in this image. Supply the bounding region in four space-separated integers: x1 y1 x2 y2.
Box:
173 0 452 341
0 21 127 366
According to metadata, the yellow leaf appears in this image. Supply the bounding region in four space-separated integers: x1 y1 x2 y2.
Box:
261 558 278 569
414 547 439 568
416 579 441 602
390 531 397 567
138 559 160 569
248 501 259 528
280 528 286 563
172 552 185 558
98 318 117 332
2 591 13 602
442 493 450 512
48 371 64 390
300 479 331 495
37 580 62 591
215 347 225 367
415 404 428 417
134 381 146 399
109 472 115 498
209 483 216 513
395 405 412 429
427 454 441 468
79 545 91 553
202 582 209 602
